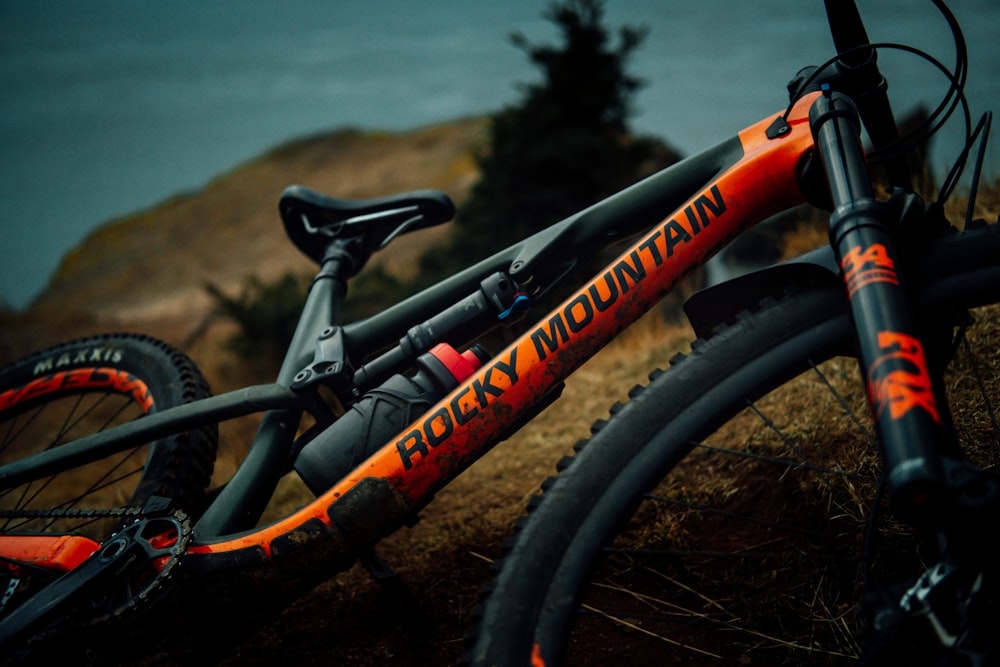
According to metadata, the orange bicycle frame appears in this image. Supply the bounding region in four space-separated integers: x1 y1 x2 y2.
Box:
0 94 823 619
186 91 822 564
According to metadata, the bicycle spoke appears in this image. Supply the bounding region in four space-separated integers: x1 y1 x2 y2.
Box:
561 357 882 664
1 392 149 534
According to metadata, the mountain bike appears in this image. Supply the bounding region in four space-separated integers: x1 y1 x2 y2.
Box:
2 0 997 664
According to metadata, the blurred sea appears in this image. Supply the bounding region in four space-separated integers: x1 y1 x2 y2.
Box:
1 0 997 309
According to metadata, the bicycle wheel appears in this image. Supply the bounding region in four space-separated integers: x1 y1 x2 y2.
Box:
0 334 217 637
468 233 1000 665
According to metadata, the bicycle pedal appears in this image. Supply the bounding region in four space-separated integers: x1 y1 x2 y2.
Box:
360 548 399 583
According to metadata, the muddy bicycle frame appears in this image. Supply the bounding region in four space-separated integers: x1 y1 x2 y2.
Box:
0 89 825 570
1 48 962 635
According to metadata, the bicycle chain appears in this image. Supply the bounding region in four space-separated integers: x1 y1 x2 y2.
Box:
0 504 192 634
0 578 17 616
0 505 143 522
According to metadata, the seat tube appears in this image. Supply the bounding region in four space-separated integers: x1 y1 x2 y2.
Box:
809 88 949 518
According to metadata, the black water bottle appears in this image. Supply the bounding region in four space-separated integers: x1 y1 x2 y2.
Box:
294 342 487 494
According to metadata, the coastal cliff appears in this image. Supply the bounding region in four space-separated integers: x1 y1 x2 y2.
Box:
2 117 487 363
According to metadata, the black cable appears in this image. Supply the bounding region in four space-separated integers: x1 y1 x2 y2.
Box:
782 0 984 207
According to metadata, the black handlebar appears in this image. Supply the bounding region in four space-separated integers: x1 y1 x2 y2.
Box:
823 0 911 190
824 0 874 67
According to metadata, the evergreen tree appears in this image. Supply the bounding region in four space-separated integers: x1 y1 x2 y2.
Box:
419 0 678 280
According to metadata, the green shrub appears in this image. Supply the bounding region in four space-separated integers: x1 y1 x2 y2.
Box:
206 273 309 361
418 0 679 285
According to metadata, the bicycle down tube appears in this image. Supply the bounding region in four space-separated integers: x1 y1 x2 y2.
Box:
179 90 823 570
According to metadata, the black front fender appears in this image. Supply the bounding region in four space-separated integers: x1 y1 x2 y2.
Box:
684 246 842 340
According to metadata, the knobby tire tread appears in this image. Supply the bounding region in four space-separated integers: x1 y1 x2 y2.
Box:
0 333 218 656
467 221 1000 666
467 282 852 666
0 333 217 514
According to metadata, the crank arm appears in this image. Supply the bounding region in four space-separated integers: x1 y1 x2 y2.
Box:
0 514 182 649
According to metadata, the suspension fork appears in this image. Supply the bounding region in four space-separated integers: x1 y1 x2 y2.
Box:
809 88 954 521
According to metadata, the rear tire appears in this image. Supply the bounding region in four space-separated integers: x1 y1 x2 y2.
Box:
0 334 218 641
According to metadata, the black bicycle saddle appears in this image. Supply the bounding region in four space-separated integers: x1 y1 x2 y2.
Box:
279 184 456 265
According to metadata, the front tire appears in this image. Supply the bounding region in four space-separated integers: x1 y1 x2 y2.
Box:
470 265 999 664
